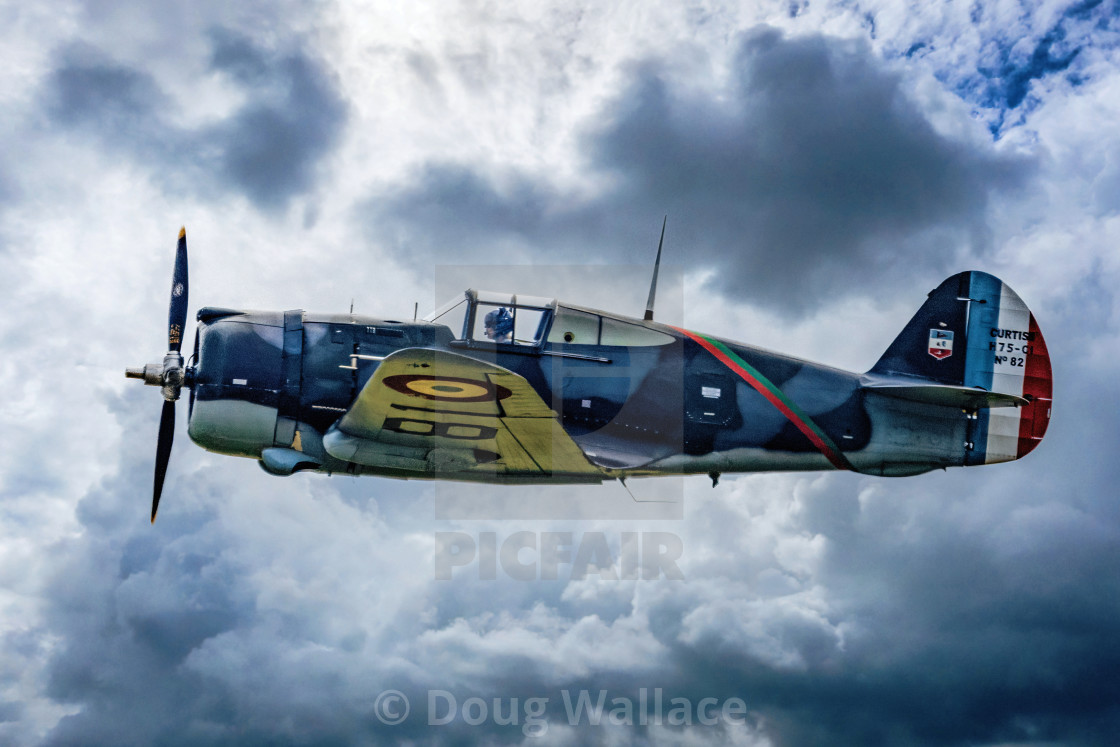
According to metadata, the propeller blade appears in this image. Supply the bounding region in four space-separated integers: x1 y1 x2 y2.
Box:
168 227 189 353
152 399 175 523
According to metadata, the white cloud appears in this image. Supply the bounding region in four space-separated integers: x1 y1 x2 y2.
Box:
2 1 1119 744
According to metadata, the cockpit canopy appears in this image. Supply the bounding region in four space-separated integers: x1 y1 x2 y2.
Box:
425 290 674 348
425 290 554 346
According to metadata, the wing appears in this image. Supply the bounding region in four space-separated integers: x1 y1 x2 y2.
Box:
322 348 604 481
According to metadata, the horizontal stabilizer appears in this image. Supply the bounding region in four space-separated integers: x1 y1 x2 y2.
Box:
860 374 1028 409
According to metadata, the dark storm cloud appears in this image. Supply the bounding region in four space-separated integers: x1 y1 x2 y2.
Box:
370 27 1032 315
586 29 1030 306
18 13 1119 747
376 164 560 250
41 30 347 211
202 29 349 209
635 341 1120 746
43 46 166 135
671 501 1120 741
35 396 235 746
24 347 1120 745
28 388 433 746
35 392 352 746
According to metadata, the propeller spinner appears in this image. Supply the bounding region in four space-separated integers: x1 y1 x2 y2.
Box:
125 228 191 523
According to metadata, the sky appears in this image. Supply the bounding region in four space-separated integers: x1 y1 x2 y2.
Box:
1 0 1119 744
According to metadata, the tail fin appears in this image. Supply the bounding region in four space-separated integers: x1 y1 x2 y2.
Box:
868 271 1052 464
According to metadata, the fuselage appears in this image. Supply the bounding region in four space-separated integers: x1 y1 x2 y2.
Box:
186 293 978 482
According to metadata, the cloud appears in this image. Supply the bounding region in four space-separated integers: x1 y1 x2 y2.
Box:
28 388 1120 745
369 27 1032 316
41 29 348 212
3 2 1120 746
43 46 166 135
201 29 349 209
892 0 1120 136
31 393 430 746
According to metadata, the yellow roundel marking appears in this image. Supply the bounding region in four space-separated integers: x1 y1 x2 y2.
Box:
403 379 490 399
383 374 512 402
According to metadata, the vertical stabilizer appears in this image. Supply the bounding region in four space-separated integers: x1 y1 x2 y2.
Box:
869 271 1052 463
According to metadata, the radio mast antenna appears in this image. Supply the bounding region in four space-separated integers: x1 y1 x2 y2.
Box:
644 216 667 321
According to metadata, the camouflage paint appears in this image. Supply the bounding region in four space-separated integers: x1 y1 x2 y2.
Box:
670 327 854 471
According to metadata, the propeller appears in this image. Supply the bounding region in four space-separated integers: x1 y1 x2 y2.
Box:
125 228 191 523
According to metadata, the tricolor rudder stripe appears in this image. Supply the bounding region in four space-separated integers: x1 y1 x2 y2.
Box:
962 272 1053 464
1016 312 1052 458
672 327 854 471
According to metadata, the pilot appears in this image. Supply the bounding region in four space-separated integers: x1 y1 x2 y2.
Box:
483 307 514 343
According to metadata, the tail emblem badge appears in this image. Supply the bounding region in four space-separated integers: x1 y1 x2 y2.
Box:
928 329 954 360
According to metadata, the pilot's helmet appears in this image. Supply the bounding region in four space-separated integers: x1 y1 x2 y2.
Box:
484 307 514 336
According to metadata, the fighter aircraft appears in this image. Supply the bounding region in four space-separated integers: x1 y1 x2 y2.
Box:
127 229 1052 522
